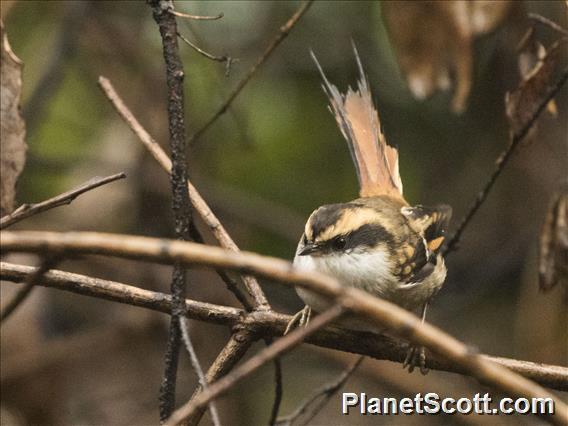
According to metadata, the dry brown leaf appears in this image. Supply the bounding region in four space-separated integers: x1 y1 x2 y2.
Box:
505 38 567 135
0 19 26 216
539 185 568 293
383 0 513 114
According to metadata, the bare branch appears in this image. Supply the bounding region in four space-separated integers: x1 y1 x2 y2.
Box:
169 9 223 21
164 305 345 426
149 0 194 418
0 172 126 229
2 261 567 392
188 0 314 145
268 341 284 426
97 76 269 310
179 317 222 426
528 13 568 37
444 66 568 255
0 256 60 322
177 32 237 76
277 356 364 426
184 330 257 426
2 231 568 426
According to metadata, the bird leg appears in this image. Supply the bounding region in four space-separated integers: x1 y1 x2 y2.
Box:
402 302 429 375
284 305 312 335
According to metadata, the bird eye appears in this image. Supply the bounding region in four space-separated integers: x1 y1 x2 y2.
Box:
302 234 308 245
333 236 346 250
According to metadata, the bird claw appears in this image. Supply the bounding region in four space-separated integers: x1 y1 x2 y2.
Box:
403 344 429 375
284 305 311 335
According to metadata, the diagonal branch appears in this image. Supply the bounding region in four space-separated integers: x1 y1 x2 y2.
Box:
0 256 60 322
179 317 222 426
276 355 364 426
188 0 314 145
2 261 567 392
177 32 237 77
0 172 126 229
164 305 345 426
2 231 567 426
444 66 568 255
183 329 257 426
97 76 269 310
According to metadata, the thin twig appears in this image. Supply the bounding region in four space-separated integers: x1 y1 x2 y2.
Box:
267 339 284 426
188 0 314 145
179 317 222 426
149 0 193 420
444 66 568 255
97 76 269 310
177 32 237 77
0 257 60 322
169 9 224 21
164 305 345 426
2 261 567 391
277 356 364 426
528 13 568 37
184 330 257 426
188 224 251 309
0 172 126 229
3 232 568 426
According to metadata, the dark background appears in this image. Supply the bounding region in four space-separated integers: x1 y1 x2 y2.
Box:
1 1 566 425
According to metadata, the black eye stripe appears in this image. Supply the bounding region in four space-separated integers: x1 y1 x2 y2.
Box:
345 224 394 249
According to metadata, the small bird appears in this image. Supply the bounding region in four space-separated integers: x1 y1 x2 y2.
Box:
288 47 452 374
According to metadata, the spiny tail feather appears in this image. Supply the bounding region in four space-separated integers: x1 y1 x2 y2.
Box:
311 46 403 199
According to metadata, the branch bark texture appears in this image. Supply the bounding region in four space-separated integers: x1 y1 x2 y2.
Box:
2 231 567 426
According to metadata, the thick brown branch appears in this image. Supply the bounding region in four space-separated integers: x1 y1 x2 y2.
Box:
165 305 345 426
2 261 567 392
97 76 269 310
2 231 567 426
0 172 126 229
188 0 314 145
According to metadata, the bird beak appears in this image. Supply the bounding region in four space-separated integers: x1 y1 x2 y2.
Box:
298 243 320 256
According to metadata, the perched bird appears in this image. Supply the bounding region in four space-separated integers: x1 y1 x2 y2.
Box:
288 48 452 373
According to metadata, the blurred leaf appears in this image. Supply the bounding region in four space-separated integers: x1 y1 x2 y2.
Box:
539 184 568 293
0 19 26 216
382 0 513 114
506 38 566 135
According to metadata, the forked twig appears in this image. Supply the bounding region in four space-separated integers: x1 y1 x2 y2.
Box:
188 0 314 145
3 231 567 426
165 305 345 426
2 261 567 392
177 32 237 76
0 172 126 229
97 76 269 310
276 356 364 426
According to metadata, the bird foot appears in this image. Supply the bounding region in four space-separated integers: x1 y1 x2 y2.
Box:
284 305 311 335
403 344 429 375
